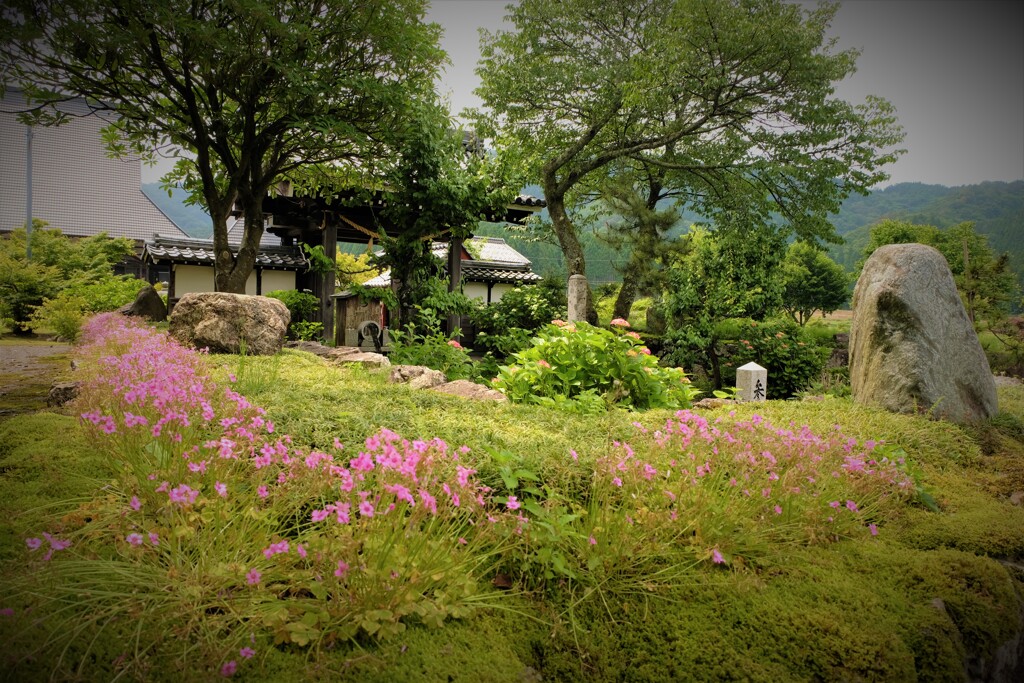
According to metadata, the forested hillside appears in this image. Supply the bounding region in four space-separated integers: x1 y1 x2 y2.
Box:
141 183 213 237
828 181 1024 282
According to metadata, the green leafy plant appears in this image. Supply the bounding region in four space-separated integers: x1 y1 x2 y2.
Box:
265 289 319 329
289 320 324 342
389 312 474 380
722 317 832 399
470 285 566 358
492 320 699 412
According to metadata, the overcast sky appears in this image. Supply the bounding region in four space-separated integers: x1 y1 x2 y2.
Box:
426 0 1024 188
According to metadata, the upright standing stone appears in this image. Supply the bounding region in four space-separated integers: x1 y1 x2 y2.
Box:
736 362 767 401
849 243 997 423
567 274 589 323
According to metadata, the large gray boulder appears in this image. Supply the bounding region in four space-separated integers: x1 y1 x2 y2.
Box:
850 243 997 423
169 293 290 356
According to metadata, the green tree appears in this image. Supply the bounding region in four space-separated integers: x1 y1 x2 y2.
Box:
364 103 518 331
1 0 442 293
474 0 903 322
662 222 785 388
0 224 135 334
781 241 850 325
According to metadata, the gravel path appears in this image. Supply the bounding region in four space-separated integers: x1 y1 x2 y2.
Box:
0 337 72 418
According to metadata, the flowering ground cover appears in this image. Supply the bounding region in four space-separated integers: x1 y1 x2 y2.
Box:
1 313 1023 681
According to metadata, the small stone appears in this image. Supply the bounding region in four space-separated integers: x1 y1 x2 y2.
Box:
431 380 507 401
1010 491 1024 506
47 381 80 407
388 365 446 389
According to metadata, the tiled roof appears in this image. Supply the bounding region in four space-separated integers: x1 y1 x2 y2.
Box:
227 217 286 248
432 237 533 268
461 266 542 284
143 236 307 270
355 237 539 288
511 194 546 208
0 90 191 242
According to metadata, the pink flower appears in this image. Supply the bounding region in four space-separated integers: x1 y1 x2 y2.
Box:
506 495 521 511
0 608 14 617
215 481 228 498
610 318 630 327
257 485 269 499
296 544 307 559
774 505 783 515
537 359 551 369
246 569 261 585
869 523 879 536
612 477 622 487
25 537 42 551
359 501 375 518
589 535 597 546
711 548 725 564
129 496 142 511
551 319 567 327
846 500 859 512
447 339 463 349
126 533 144 546
220 660 237 677
334 560 349 578
239 647 255 659
458 537 467 545
149 532 160 546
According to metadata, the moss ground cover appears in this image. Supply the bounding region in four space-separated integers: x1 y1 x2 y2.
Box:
1 314 1022 681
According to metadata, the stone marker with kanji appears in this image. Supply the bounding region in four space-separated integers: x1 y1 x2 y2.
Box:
736 362 767 401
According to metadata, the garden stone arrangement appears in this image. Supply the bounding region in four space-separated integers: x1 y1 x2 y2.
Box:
169 292 290 356
850 243 998 424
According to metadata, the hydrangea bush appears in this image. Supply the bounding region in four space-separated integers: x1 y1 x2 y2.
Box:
491 319 699 413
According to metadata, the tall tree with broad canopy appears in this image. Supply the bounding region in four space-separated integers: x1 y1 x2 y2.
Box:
662 220 786 389
780 241 850 326
472 0 904 321
0 0 443 293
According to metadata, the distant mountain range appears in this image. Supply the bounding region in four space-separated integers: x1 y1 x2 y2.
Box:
142 183 213 238
144 179 1024 287
826 181 1024 281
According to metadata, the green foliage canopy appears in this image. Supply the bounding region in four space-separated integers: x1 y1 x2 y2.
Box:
1 0 443 293
474 0 904 320
781 241 850 326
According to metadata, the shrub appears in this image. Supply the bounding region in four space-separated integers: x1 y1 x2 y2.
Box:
30 276 148 341
289 320 324 342
470 285 567 358
723 317 832 398
491 319 699 412
390 326 475 380
265 289 319 322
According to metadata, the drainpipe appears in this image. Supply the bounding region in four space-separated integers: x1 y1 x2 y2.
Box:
25 125 33 260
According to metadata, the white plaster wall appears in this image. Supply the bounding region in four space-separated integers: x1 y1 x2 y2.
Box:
490 284 515 303
174 265 215 296
463 282 489 303
261 270 296 294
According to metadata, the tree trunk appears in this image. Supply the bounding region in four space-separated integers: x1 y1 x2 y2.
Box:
613 260 642 321
708 341 722 390
545 190 597 324
215 194 264 294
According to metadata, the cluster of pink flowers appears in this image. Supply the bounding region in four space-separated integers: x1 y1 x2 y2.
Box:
592 410 911 560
